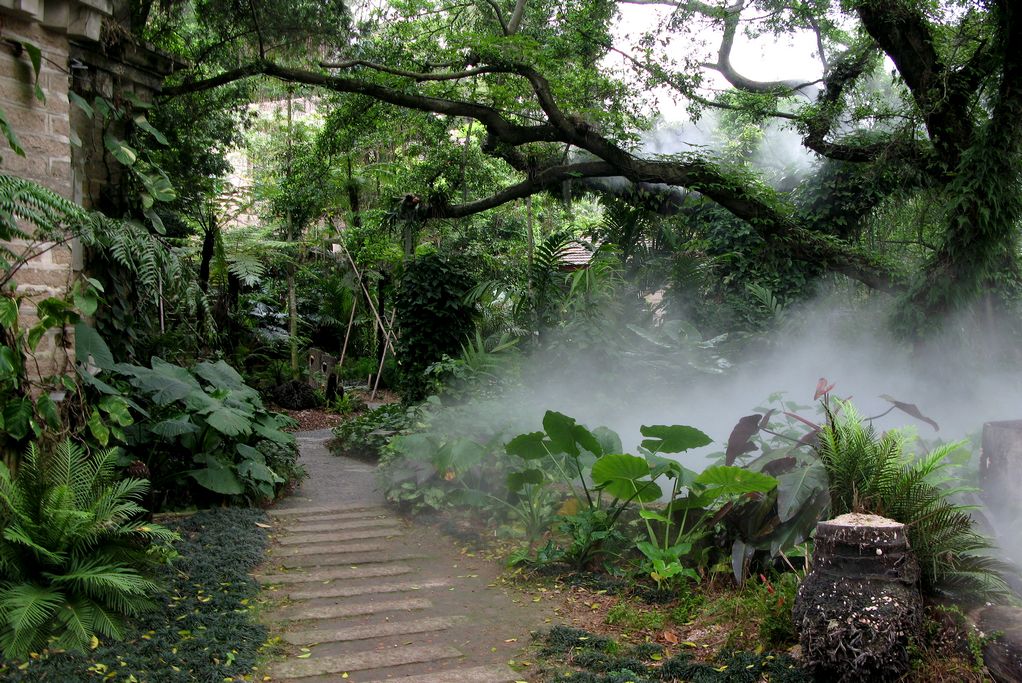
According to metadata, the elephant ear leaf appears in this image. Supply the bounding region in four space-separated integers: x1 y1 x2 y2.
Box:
725 414 762 465
543 410 580 456
507 468 544 493
591 453 662 503
640 424 712 454
694 466 777 498
505 432 549 460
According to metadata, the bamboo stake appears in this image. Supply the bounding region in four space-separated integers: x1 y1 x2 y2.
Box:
337 296 358 373
370 310 396 401
337 241 397 355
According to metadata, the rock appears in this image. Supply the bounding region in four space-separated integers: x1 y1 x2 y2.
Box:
974 606 1022 683
271 380 322 410
793 513 923 682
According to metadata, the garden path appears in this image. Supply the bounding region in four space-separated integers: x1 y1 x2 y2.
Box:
257 429 549 682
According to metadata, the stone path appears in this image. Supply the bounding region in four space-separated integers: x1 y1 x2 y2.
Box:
259 430 548 682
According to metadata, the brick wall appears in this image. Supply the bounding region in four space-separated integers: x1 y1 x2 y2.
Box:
0 10 77 378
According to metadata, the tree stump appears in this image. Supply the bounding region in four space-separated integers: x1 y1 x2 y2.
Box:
793 513 923 682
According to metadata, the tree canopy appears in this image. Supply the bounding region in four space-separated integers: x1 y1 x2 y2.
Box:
139 0 1022 336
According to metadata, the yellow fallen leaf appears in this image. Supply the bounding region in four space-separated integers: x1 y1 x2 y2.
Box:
296 652 312 659
90 635 100 650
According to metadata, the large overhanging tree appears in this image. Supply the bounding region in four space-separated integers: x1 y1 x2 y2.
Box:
151 0 1022 335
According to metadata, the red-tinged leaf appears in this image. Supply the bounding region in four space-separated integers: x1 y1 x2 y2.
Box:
814 377 835 400
762 456 797 475
758 409 775 428
879 395 939 431
784 411 820 430
725 414 762 465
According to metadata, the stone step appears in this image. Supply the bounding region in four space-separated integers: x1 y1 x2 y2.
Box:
272 541 388 558
268 596 431 623
285 578 450 601
273 551 427 569
268 643 462 679
268 503 385 518
283 615 466 645
284 518 400 535
275 528 402 547
275 510 393 526
258 563 413 585
361 665 523 683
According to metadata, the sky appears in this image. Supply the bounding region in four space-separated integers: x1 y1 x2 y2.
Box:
611 3 826 123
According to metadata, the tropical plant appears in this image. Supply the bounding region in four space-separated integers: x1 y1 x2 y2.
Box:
75 332 301 508
816 404 1007 600
0 441 177 658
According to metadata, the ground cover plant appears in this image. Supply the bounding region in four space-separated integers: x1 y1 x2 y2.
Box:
0 508 270 682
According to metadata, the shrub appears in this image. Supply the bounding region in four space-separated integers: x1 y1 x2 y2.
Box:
1 508 269 682
816 404 1007 600
0 441 177 659
394 252 477 400
88 358 303 508
332 403 416 462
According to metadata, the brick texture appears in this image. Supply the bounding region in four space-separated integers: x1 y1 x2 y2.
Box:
1 12 76 377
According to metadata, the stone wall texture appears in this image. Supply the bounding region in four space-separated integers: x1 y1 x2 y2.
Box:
0 8 79 378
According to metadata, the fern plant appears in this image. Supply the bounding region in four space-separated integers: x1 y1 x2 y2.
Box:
0 440 177 658
816 404 1007 601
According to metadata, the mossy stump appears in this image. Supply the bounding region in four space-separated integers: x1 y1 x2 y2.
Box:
793 513 923 682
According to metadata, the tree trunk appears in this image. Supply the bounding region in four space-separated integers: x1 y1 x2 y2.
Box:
346 156 362 228
288 263 298 378
198 223 216 293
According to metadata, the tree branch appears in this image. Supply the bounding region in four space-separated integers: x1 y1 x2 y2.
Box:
159 59 904 293
318 60 505 81
856 0 975 173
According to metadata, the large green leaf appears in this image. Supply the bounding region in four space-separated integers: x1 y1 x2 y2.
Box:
2 398 32 440
592 426 622 456
203 404 253 437
238 459 280 484
252 418 292 444
507 468 544 492
438 438 486 474
189 458 244 495
103 133 137 166
591 453 662 503
128 358 201 405
543 411 580 456
74 323 114 370
0 297 17 327
639 424 712 454
776 462 829 523
194 360 247 391
150 418 199 438
694 466 777 498
505 431 549 460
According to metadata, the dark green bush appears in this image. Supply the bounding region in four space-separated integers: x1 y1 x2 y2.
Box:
394 252 476 400
331 403 416 462
0 508 269 682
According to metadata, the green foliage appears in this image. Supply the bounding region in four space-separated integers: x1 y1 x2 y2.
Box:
0 441 178 659
540 625 810 683
604 602 666 632
394 252 477 400
1 508 270 682
816 404 1007 600
78 342 301 507
332 403 418 462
